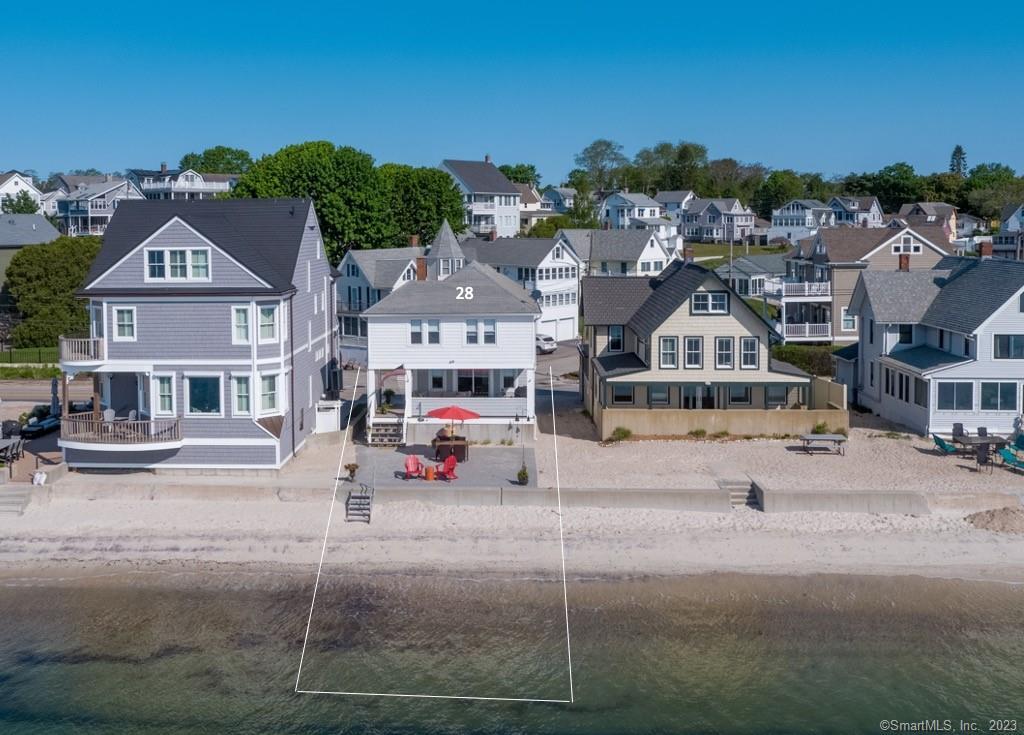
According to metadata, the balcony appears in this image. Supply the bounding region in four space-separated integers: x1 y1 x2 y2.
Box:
408 396 530 420
775 281 831 300
783 323 832 341
60 335 104 363
60 413 183 448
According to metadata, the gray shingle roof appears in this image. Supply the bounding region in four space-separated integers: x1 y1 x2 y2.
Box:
594 352 647 378
614 191 662 208
653 190 694 204
461 237 561 268
0 214 60 247
428 219 464 261
856 270 950 323
441 160 518 194
362 261 540 316
1000 203 1023 223
832 343 859 361
885 346 971 372
580 276 655 325
349 247 423 289
557 229 594 261
715 253 788 278
626 261 711 336
920 258 1024 334
898 202 956 219
830 196 881 213
83 198 317 294
590 229 663 261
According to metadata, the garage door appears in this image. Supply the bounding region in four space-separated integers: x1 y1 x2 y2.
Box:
539 320 557 340
557 317 575 341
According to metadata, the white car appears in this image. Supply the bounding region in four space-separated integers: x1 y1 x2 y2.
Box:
536 334 557 354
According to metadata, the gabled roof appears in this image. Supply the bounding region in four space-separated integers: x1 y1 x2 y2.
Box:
62 178 137 201
557 229 595 261
441 159 518 194
1000 203 1023 223
363 261 539 316
920 258 1024 334
653 190 695 205
715 253 788 278
854 269 950 323
513 183 540 205
348 246 423 289
83 198 317 295
797 226 951 261
898 202 957 218
548 187 576 197
128 168 241 183
0 170 39 191
428 219 464 261
609 191 662 209
684 197 748 215
56 174 112 193
0 214 60 247
461 237 569 268
625 261 711 336
590 229 665 261
580 276 656 325
829 195 881 213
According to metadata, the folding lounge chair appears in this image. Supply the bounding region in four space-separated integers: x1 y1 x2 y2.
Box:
931 434 957 456
998 448 1024 474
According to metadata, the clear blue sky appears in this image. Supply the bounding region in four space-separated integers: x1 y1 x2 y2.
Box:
4 1 1022 186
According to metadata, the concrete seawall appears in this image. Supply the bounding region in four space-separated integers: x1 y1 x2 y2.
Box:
752 480 930 515
374 486 731 512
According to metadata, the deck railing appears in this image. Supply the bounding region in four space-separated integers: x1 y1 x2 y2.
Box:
410 396 529 419
61 413 182 445
783 322 832 339
781 281 831 298
59 335 104 362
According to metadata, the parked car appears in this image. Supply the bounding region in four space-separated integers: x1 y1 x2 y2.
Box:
536 334 557 354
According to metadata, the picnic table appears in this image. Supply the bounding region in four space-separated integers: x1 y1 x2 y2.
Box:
800 433 848 455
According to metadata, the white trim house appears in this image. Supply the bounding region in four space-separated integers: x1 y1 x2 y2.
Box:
440 157 520 238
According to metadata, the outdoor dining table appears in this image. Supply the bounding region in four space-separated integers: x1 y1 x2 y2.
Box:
953 435 1010 448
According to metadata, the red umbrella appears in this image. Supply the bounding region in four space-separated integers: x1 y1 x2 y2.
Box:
426 405 480 459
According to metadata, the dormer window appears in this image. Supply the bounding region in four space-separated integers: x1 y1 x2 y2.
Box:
145 248 211 282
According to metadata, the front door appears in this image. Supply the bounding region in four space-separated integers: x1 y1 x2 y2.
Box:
701 386 716 409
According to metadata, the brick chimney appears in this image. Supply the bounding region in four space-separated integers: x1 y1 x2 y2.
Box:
416 256 427 280
979 241 993 259
683 247 695 264
160 162 168 174
898 253 910 271
484 154 492 164
408 234 420 246
488 228 498 241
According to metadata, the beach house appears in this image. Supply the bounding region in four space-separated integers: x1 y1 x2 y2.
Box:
558 229 672 277
362 261 540 445
440 157 521 238
849 255 1024 436
579 260 846 440
57 198 339 470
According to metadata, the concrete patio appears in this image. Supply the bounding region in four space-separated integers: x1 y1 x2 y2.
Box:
353 443 538 489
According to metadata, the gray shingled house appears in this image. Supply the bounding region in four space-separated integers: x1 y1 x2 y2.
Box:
58 198 340 470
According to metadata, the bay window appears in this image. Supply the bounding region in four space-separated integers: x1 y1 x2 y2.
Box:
259 306 278 342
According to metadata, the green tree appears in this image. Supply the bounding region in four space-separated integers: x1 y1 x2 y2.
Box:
1 190 40 214
632 142 677 193
868 162 921 212
664 142 709 192
752 170 804 219
378 163 465 246
526 216 571 238
232 141 395 261
920 172 966 209
966 162 1016 192
179 145 253 174
574 139 628 191
498 163 540 187
949 145 967 177
6 236 102 347
564 168 590 192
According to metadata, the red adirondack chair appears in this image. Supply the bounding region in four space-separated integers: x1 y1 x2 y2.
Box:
437 454 458 481
404 454 424 480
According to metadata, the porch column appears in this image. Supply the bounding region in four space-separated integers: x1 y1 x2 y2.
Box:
92 373 100 420
61 372 69 417
403 369 412 417
365 369 376 420
526 368 535 420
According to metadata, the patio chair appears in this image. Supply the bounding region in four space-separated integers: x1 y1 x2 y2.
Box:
127 409 137 421
13 437 25 461
998 447 1024 474
952 423 967 439
404 455 424 480
931 434 957 456
976 443 993 473
437 454 458 481
977 426 988 437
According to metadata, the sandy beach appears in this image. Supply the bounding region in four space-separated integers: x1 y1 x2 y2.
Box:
2 492 1023 588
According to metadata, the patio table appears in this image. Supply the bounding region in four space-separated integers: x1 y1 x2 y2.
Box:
799 433 847 455
954 435 1009 448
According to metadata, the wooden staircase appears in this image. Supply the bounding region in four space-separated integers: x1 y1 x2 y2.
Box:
345 483 374 523
0 486 32 516
717 478 760 510
367 422 403 447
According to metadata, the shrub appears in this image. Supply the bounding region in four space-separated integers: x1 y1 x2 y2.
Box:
688 428 707 439
770 344 838 376
711 430 729 439
811 421 829 434
517 464 529 485
0 366 61 380
610 426 632 442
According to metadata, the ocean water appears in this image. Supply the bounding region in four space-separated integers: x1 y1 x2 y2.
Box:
0 572 1021 734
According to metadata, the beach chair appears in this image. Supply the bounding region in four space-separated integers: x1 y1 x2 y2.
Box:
1013 435 1024 454
931 434 958 456
404 455 424 480
998 447 1024 473
437 454 458 481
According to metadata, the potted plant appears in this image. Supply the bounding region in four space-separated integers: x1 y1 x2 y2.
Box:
344 463 359 481
383 388 396 404
517 463 529 486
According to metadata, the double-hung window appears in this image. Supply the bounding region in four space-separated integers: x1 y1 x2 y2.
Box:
841 308 856 332
659 337 678 369
981 382 1017 411
169 250 188 279
608 325 624 353
740 337 759 369
153 375 174 415
684 337 702 368
715 337 734 369
427 320 440 344
993 335 1024 359
190 250 209 279
411 319 423 344
147 250 165 279
261 374 279 413
232 306 250 344
114 307 136 341
692 292 728 314
258 306 278 343
937 382 972 411
483 319 496 344
898 324 913 344
466 320 478 344
233 376 251 415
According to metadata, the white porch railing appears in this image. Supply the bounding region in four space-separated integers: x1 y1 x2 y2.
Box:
781 281 831 298
60 334 104 362
783 322 832 339
409 396 529 420
62 413 182 445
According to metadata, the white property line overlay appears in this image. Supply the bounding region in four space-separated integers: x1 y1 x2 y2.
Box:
293 364 575 704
